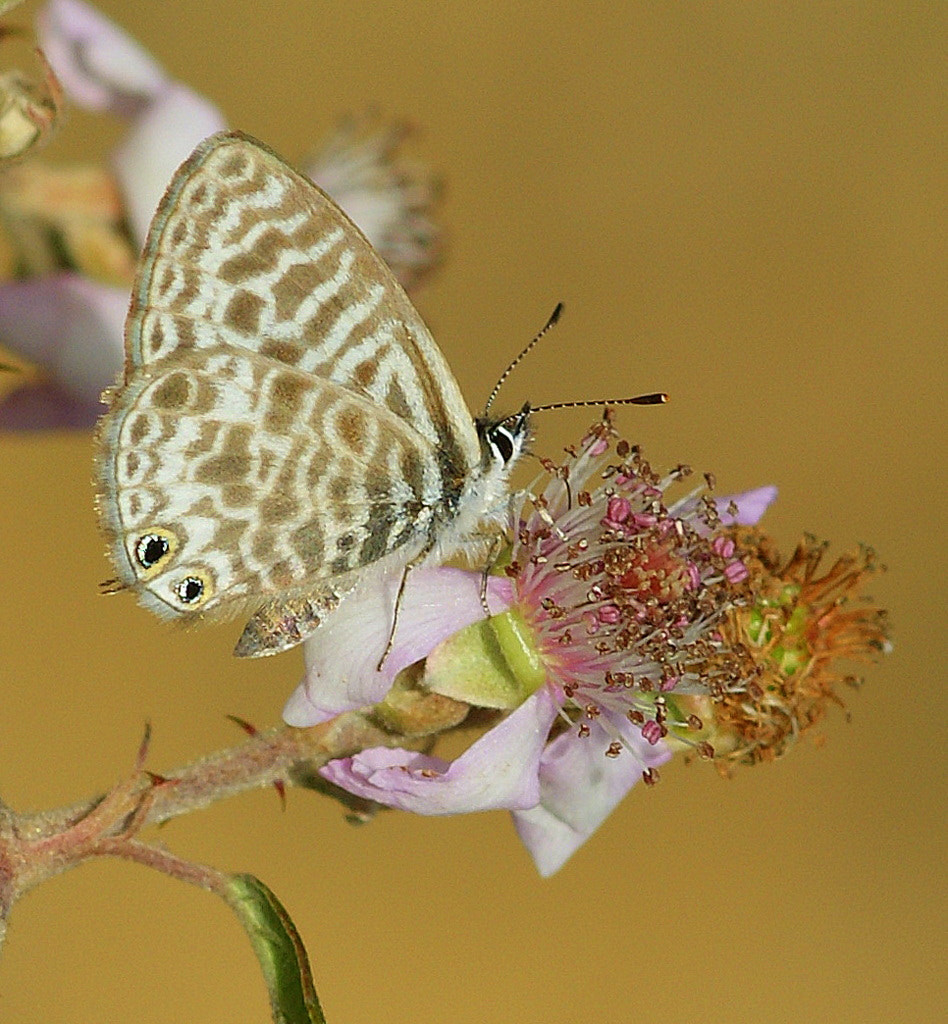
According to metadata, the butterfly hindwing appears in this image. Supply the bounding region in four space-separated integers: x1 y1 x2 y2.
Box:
97 345 444 625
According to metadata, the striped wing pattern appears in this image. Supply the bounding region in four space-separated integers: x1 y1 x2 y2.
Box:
96 133 482 651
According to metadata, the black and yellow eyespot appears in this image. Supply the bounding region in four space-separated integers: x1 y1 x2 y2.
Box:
132 529 179 578
173 573 213 607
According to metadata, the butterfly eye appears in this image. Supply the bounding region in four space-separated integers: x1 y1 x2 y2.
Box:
133 530 178 574
173 574 211 607
488 425 516 465
484 406 530 467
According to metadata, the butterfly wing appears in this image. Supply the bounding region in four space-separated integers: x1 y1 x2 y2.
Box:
97 132 484 653
124 131 478 474
97 345 445 626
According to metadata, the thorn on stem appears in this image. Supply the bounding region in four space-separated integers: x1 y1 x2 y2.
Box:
144 770 173 787
135 722 152 771
226 713 259 737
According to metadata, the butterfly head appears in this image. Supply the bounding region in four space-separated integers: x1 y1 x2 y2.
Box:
476 401 532 473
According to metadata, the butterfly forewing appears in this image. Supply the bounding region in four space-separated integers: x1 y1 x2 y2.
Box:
96 132 488 652
124 132 477 465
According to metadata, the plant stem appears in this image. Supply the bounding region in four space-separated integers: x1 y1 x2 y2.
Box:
0 688 467 934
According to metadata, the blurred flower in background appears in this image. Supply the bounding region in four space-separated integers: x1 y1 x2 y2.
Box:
0 0 442 428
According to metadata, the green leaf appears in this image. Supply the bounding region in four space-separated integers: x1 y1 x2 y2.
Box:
225 873 327 1024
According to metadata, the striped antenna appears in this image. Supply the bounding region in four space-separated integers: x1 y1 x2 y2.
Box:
483 302 563 415
486 304 667 422
529 393 668 415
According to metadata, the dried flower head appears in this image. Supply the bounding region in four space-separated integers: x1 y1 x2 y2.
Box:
669 530 890 772
305 113 442 290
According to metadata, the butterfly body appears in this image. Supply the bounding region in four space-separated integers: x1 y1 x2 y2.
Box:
96 132 528 655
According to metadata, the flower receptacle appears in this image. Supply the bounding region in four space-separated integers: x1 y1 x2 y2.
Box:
422 609 547 710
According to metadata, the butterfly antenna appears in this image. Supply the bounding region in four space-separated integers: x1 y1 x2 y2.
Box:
530 393 668 414
483 302 564 415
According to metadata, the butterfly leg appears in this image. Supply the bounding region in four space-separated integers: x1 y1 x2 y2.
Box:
478 531 506 618
375 545 433 672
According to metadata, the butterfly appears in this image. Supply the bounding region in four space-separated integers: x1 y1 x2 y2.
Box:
95 131 531 657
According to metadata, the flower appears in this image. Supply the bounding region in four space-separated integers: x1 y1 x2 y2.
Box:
37 0 227 242
0 0 225 427
282 563 515 728
286 413 779 875
0 275 127 427
0 0 442 429
304 114 442 293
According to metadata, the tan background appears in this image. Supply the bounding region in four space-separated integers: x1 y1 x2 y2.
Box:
1 1 944 1021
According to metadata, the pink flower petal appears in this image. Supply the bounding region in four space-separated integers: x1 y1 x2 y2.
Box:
283 566 513 726
319 687 559 814
716 486 778 526
37 0 168 114
510 804 590 879
0 275 125 425
511 715 672 876
669 485 777 531
0 382 100 430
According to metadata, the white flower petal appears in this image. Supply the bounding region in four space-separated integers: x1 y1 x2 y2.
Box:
512 717 672 876
510 804 586 879
112 83 226 245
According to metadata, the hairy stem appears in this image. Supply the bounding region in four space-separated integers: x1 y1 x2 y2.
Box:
0 688 467 937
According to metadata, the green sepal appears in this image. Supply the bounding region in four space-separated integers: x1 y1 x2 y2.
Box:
422 609 547 709
224 873 327 1024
